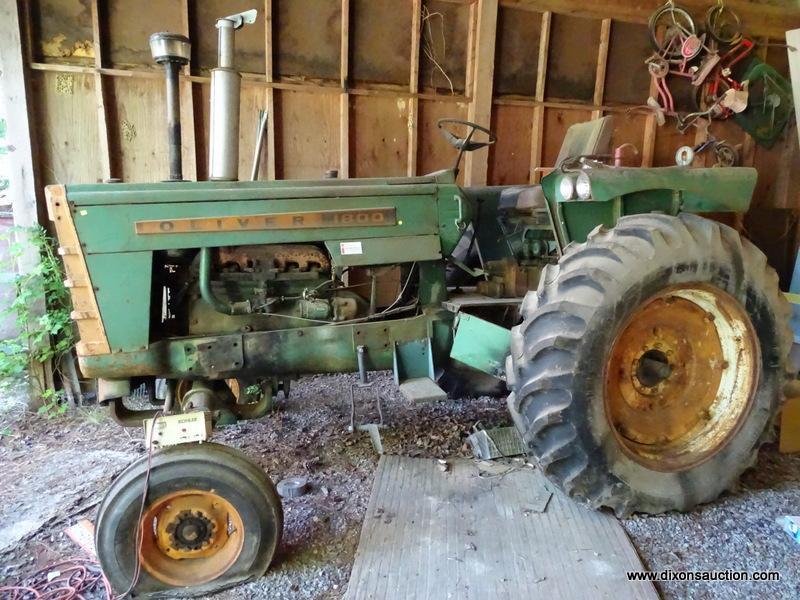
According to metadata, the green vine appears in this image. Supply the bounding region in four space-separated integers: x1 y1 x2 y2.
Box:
0 225 75 404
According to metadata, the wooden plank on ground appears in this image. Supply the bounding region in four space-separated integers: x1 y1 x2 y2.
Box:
345 456 659 600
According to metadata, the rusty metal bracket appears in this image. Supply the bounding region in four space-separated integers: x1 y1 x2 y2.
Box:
190 335 244 376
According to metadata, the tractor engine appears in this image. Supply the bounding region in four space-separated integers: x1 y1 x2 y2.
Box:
156 245 369 339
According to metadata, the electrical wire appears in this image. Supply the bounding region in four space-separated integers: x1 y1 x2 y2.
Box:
0 558 112 599
1 414 161 599
114 410 162 599
383 263 417 313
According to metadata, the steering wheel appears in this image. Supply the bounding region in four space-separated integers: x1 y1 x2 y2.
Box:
437 118 496 151
437 118 496 173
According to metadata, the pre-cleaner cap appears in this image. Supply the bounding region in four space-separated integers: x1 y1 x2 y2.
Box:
149 32 191 65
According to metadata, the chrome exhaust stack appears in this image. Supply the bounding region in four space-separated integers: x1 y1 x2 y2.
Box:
208 9 258 181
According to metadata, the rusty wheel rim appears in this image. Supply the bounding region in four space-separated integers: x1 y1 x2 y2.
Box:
604 284 759 472
139 489 244 586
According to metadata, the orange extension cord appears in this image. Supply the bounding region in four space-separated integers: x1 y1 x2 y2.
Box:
1 412 162 600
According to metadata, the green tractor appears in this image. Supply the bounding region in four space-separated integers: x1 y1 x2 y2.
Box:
47 10 790 597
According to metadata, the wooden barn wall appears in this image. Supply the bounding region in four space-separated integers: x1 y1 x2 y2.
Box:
18 0 800 211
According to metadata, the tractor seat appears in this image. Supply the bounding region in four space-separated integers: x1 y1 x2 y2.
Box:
498 185 547 211
498 115 615 211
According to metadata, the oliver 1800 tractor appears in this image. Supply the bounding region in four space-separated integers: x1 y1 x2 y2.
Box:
45 9 790 597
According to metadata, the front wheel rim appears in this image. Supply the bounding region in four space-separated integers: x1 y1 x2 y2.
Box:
139 489 245 586
604 284 759 472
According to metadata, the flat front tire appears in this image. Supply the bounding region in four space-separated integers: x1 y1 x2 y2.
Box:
96 442 282 597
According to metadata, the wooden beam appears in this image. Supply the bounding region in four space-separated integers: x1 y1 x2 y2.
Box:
89 0 112 181
499 0 800 39
590 19 611 120
528 11 550 183
179 0 197 181
534 12 550 102
264 0 276 180
464 0 498 186
641 47 661 168
0 0 50 401
19 0 35 65
408 0 422 177
339 0 350 179
27 62 472 103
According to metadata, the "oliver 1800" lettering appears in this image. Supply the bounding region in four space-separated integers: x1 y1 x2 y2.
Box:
135 208 397 235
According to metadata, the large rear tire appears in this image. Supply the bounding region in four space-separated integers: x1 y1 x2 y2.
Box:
507 213 791 515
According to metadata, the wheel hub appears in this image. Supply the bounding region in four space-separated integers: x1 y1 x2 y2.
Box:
166 510 216 551
604 284 759 471
139 489 244 586
631 347 673 398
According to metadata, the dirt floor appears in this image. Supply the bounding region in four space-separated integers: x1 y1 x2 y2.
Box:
1 372 800 599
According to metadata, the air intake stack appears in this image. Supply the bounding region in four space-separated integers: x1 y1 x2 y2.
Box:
149 32 191 181
208 9 258 181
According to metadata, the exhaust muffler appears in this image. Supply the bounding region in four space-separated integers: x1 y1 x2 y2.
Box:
209 9 258 181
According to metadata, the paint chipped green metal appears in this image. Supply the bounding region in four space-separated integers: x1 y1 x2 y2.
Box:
62 162 755 382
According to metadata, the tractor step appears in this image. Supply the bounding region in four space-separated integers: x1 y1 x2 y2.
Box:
399 377 447 403
441 293 523 313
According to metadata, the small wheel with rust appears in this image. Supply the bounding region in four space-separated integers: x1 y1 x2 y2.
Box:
95 443 282 596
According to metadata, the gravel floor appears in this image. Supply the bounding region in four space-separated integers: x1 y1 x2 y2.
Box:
1 372 799 599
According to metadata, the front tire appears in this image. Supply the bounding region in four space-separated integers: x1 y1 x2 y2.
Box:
507 213 791 515
96 443 282 597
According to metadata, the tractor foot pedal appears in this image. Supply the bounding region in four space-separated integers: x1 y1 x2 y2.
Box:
399 377 447 403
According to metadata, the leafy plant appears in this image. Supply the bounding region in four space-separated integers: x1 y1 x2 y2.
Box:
37 387 68 418
0 225 75 400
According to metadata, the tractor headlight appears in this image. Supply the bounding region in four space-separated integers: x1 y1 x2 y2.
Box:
559 175 576 200
576 172 592 200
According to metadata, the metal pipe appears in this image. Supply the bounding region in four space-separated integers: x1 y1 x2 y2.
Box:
208 10 258 181
368 270 377 316
199 247 252 315
217 19 235 68
165 61 183 181
209 67 241 180
149 32 190 181
356 345 369 385
163 379 176 415
250 110 268 180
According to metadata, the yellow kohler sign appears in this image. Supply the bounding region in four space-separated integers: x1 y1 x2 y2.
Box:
135 208 397 234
